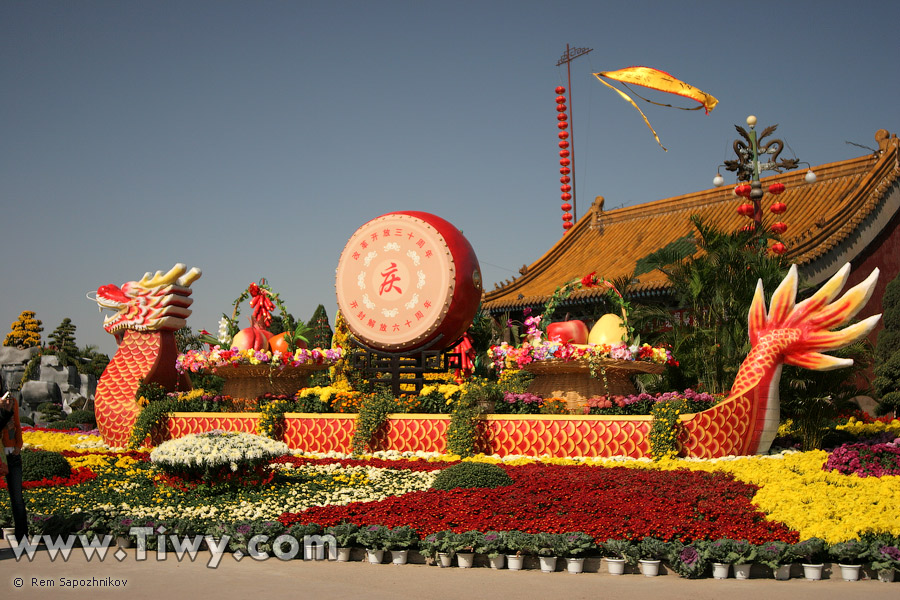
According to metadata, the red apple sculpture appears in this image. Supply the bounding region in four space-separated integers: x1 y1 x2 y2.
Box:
546 320 589 344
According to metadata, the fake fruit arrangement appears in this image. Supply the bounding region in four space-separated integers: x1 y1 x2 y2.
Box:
587 314 628 346
546 320 589 344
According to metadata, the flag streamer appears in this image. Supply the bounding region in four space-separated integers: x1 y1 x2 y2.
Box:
593 66 718 150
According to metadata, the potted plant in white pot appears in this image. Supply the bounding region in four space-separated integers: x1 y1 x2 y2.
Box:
791 537 827 580
356 524 391 564
475 531 508 569
638 537 670 577
827 539 869 581
501 530 534 571
755 540 794 580
419 531 448 567
386 525 418 565
601 538 639 575
559 532 595 574
869 538 900 583
444 530 479 568
324 522 359 562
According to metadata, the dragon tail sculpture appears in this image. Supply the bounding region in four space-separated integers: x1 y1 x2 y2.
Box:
92 264 201 447
682 263 880 457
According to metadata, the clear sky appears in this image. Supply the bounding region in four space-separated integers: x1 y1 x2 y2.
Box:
2 0 898 356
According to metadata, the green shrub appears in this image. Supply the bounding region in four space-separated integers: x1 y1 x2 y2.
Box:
22 448 72 482
67 409 96 425
431 461 512 490
19 415 34 426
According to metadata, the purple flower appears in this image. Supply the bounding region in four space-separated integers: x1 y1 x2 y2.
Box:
680 546 699 566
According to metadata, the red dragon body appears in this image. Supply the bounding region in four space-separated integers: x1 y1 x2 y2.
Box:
92 264 201 447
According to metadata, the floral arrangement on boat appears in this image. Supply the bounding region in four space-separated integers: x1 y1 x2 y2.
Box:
176 278 342 375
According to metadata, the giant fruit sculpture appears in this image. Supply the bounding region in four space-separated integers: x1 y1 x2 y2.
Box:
92 264 201 446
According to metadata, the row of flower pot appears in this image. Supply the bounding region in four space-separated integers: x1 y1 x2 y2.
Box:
339 547 895 581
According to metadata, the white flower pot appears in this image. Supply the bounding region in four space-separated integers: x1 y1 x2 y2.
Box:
838 564 861 581
605 557 626 575
438 552 453 568
456 552 474 568
774 564 791 580
566 557 585 574
802 563 823 581
366 549 384 564
391 550 408 565
335 547 351 562
488 555 505 569
2 527 16 540
733 563 751 579
878 568 895 583
539 555 558 573
305 542 325 560
506 554 525 571
712 562 731 579
639 559 661 577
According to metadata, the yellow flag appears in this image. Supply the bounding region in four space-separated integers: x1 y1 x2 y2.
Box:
593 66 718 150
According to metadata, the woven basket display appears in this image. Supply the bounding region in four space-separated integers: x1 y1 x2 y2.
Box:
523 359 665 413
214 364 328 401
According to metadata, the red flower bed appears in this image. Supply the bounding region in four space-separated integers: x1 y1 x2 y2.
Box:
271 455 456 473
0 466 97 490
279 463 798 544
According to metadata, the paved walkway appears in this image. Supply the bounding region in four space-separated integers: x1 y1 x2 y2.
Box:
2 541 897 600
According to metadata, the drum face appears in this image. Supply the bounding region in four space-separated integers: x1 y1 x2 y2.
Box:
335 211 481 353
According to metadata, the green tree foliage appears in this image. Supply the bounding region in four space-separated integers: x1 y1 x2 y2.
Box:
308 305 333 349
641 216 789 394
874 271 900 415
47 318 79 367
4 310 43 348
78 345 110 378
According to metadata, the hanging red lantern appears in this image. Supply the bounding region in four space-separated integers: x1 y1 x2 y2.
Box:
556 86 566 94
560 167 571 175
770 222 787 234
561 192 572 201
558 122 569 130
770 201 787 214
770 242 786 255
560 158 571 166
736 203 755 217
557 113 568 122
555 95 566 104
556 105 567 113
560 175 570 184
734 183 752 198
563 221 574 231
559 149 570 158
562 212 573 222
558 131 569 140
561 184 572 193
561 203 572 212
768 182 786 195
558 141 569 149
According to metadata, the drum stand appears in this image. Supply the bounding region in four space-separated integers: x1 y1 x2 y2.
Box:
349 336 463 397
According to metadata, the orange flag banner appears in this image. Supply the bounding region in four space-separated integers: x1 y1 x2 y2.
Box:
593 66 718 150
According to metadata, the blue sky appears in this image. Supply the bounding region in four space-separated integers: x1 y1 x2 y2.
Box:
2 0 898 356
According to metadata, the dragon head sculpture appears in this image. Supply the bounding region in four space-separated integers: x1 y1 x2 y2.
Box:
92 264 202 334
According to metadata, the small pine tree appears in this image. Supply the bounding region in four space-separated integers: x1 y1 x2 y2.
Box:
48 318 79 366
874 272 900 415
4 310 43 348
308 304 333 349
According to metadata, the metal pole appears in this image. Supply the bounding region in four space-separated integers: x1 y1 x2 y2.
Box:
556 45 593 224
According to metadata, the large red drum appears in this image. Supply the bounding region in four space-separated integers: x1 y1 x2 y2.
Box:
335 211 482 352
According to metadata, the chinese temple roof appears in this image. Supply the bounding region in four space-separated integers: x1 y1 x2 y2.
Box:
482 129 900 312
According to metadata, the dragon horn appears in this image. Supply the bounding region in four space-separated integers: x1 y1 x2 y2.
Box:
748 279 767 345
810 268 880 331
784 351 854 371
177 267 202 287
766 264 799 326
786 263 851 327
800 314 882 353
